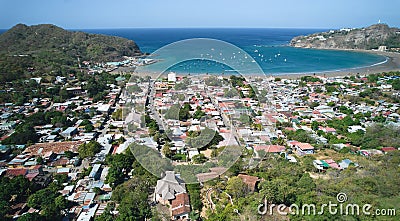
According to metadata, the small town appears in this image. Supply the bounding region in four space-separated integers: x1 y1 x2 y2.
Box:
1 57 399 219
1 2 400 219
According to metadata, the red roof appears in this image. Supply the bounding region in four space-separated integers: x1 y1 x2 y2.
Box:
254 145 285 153
0 135 9 141
296 142 314 150
219 128 229 133
171 193 191 216
238 174 260 191
383 111 391 116
26 172 39 181
381 147 397 152
325 127 336 132
319 126 336 132
6 168 27 177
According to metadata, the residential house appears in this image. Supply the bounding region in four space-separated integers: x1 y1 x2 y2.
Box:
171 192 191 220
155 171 186 205
0 121 16 130
318 126 337 134
60 127 78 138
289 141 314 156
237 174 260 192
381 147 397 154
254 145 285 154
89 164 102 180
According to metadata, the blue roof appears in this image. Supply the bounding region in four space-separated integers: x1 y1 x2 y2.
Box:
341 159 352 165
89 164 101 178
52 128 61 133
62 127 77 134
15 145 25 149
0 113 12 119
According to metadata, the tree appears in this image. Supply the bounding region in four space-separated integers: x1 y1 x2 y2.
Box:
186 183 203 212
36 156 44 165
128 84 143 93
79 119 91 126
339 106 353 115
205 76 223 86
27 184 68 221
226 176 248 199
112 108 123 120
111 177 153 221
78 141 102 158
224 88 239 98
284 129 316 144
116 136 126 145
179 103 192 121
326 86 337 93
17 213 43 221
239 114 252 124
192 154 207 164
93 187 103 195
161 144 172 158
164 104 180 120
54 195 68 212
2 126 39 145
175 78 191 90
117 191 151 221
311 121 319 131
105 153 135 187
392 79 400 90
84 124 94 132
327 101 336 107
360 123 400 149
0 176 32 219
186 127 224 150
64 150 75 159
193 106 206 120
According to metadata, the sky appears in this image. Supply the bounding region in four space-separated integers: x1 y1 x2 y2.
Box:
1 0 399 29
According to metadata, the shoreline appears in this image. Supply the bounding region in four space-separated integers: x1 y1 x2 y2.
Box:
266 48 400 79
131 49 400 79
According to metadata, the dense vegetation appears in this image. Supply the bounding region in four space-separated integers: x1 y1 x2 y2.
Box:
0 24 141 83
78 141 102 159
2 111 73 145
204 151 400 220
186 127 224 150
0 70 121 105
0 174 69 221
98 151 158 221
291 24 400 50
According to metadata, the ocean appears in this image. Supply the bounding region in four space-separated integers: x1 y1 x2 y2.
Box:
81 28 386 75
1 28 387 75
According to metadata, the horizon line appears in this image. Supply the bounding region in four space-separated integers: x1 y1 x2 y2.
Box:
0 23 378 30
0 22 394 31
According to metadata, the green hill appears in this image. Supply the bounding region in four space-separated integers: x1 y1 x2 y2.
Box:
290 24 400 50
0 24 141 82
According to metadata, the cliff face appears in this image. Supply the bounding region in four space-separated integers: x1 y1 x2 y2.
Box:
290 24 400 50
0 24 142 62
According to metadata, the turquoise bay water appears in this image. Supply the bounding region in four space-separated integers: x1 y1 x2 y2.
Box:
1 28 385 75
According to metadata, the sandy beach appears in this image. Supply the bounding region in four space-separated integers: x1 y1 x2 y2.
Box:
274 50 400 79
128 50 400 80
